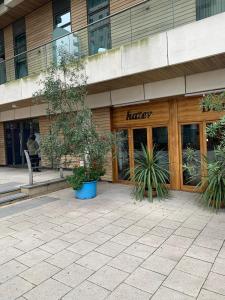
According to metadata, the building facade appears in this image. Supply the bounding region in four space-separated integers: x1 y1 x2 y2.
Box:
0 0 225 190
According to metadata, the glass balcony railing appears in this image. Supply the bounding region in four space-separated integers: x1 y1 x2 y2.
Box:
0 0 225 85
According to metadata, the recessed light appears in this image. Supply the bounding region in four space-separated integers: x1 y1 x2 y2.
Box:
12 104 18 108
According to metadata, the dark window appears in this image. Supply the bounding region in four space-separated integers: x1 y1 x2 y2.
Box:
87 0 111 55
13 18 28 79
52 0 72 63
0 29 6 84
196 0 225 20
53 0 71 34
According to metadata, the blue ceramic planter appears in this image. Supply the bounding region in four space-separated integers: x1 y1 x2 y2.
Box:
74 181 97 200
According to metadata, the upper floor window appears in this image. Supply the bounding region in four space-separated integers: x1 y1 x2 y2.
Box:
196 0 225 20
87 0 111 55
13 18 28 79
0 29 6 84
53 0 71 36
52 0 72 63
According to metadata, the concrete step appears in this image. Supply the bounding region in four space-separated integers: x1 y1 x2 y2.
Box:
0 187 21 198
0 193 27 206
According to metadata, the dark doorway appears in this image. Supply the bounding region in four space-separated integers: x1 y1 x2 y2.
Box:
4 118 40 167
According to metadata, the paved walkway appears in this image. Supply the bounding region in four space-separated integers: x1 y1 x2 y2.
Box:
0 183 224 300
0 167 71 187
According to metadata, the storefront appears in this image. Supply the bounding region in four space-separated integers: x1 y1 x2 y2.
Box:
112 96 223 191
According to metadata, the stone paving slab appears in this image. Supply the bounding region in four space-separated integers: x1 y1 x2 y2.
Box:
0 183 224 299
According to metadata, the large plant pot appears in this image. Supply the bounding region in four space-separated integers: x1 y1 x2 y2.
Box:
74 181 97 200
144 188 157 198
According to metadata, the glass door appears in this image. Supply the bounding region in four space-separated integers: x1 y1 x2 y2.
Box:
115 125 169 182
4 119 40 167
133 128 148 162
180 123 203 189
116 129 130 180
152 126 170 182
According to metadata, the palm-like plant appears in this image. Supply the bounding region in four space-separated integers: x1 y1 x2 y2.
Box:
200 148 225 210
131 145 169 202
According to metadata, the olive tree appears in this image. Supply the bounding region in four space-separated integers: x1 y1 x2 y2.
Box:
34 49 113 179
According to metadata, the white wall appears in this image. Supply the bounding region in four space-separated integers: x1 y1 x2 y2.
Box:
2 67 225 122
186 68 225 93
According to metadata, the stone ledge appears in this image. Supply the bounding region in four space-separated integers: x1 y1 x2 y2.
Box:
21 178 69 197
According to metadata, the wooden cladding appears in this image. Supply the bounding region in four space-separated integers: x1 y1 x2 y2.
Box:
177 97 224 122
26 2 53 76
112 97 224 129
71 0 88 31
1 0 197 63
92 107 113 181
3 25 14 60
0 123 6 166
26 1 53 50
39 107 113 181
110 0 141 14
112 100 170 128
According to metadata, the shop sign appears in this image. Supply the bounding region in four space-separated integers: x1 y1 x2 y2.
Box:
126 111 152 120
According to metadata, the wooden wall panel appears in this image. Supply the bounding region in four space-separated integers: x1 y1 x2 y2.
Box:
177 97 224 122
4 25 14 59
26 1 53 50
173 0 196 27
71 0 87 30
112 100 170 128
26 1 53 76
39 108 113 181
168 99 180 190
0 123 6 166
110 0 196 49
110 0 140 13
71 0 88 57
93 107 113 181
71 0 88 56
3 25 15 81
39 116 51 168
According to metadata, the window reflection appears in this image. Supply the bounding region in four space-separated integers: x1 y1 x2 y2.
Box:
182 124 201 186
55 12 71 30
207 122 224 162
153 127 170 182
87 0 111 55
117 130 130 180
133 128 147 161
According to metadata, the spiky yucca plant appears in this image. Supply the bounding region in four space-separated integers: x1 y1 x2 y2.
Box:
200 149 225 210
131 145 169 202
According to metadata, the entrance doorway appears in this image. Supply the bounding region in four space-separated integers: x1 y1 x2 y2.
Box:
115 126 169 182
179 123 203 190
4 118 40 167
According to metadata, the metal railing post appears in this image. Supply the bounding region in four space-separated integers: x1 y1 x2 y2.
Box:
24 150 33 185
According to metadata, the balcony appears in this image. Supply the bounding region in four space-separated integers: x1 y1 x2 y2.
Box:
0 0 225 105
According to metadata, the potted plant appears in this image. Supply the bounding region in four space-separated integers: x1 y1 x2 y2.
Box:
184 93 225 210
185 149 225 210
67 165 105 199
131 145 169 202
201 149 225 209
34 49 114 199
